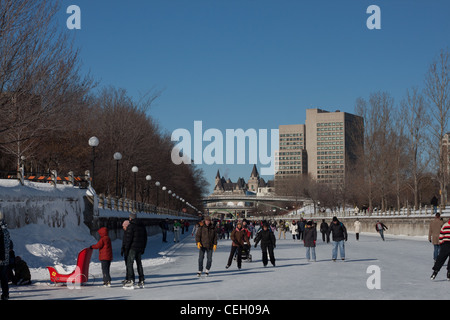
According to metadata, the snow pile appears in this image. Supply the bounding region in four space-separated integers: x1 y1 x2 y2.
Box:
0 179 186 284
0 179 87 229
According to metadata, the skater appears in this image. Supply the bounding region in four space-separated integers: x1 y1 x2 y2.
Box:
195 216 217 277
254 222 276 267
226 221 249 270
431 218 450 280
278 219 286 240
290 221 299 241
303 220 317 262
429 213 444 261
192 220 203 236
320 219 329 242
0 213 10 300
123 213 147 288
328 217 347 261
121 220 130 284
354 219 361 241
159 218 169 243
173 219 182 243
431 195 439 214
90 227 113 287
375 221 388 241
298 218 306 240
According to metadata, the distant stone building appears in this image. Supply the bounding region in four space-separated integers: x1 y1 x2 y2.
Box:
213 165 274 196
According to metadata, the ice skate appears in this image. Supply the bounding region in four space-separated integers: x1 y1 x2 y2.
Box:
123 280 134 289
431 271 438 280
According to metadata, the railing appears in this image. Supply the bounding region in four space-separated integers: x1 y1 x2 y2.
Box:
1 169 196 219
96 193 194 218
274 205 450 220
0 169 90 188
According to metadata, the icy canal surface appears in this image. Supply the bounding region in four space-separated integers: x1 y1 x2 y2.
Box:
9 230 448 300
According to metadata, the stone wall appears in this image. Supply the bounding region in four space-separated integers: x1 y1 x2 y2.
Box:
332 216 440 237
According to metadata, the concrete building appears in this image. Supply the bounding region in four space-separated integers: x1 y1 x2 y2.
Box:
276 124 307 178
276 108 364 185
305 108 364 184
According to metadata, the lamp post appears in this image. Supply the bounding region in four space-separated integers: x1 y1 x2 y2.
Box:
172 193 177 211
162 186 167 208
88 136 99 187
145 175 152 203
168 190 172 209
113 152 122 197
132 166 138 209
155 181 160 207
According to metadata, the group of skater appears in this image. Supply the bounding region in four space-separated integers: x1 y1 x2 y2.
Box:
194 215 354 277
3 209 450 299
89 212 149 289
81 211 450 286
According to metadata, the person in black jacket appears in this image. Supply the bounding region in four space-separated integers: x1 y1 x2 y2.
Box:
303 220 317 262
254 222 276 267
320 219 329 242
328 217 347 261
0 213 11 300
123 213 148 288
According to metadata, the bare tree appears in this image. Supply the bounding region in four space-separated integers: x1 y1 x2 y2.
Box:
424 49 450 211
401 87 428 209
355 92 395 213
0 0 92 167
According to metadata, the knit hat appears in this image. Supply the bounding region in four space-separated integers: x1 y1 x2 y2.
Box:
129 212 137 220
332 216 338 222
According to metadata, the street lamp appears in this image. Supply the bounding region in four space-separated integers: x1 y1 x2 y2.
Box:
168 190 172 209
113 152 122 197
155 181 160 206
162 186 167 207
132 166 138 206
146 175 152 203
88 136 99 187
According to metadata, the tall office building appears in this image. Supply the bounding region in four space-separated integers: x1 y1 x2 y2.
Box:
305 108 364 184
276 124 307 178
276 108 364 186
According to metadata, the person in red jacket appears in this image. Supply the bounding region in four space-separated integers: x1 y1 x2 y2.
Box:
90 227 113 287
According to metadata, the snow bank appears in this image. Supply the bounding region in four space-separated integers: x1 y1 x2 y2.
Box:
0 179 192 284
0 179 88 229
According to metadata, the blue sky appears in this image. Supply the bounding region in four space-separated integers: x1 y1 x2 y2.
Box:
60 0 450 193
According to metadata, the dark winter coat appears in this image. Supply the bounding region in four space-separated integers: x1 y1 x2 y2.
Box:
91 227 113 261
231 227 249 247
303 225 317 247
14 256 31 284
195 223 217 249
328 220 347 242
0 222 10 266
320 221 329 233
254 228 276 249
375 222 388 232
123 219 148 255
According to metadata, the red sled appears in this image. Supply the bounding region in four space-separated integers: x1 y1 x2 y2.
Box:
47 248 93 285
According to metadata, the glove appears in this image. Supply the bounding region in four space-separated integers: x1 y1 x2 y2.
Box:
213 245 217 252
254 243 257 248
197 242 202 249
